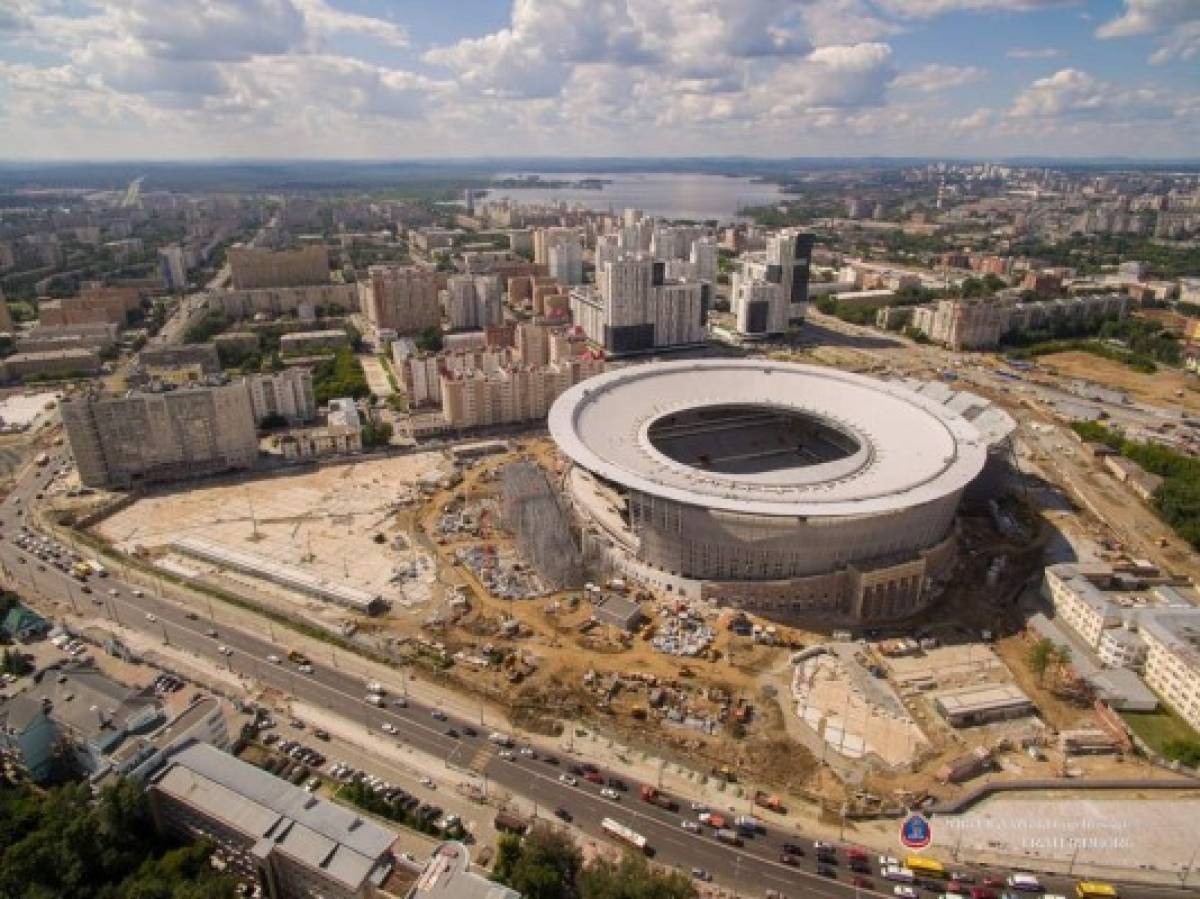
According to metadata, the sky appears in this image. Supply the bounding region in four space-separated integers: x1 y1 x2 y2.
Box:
0 0 1197 161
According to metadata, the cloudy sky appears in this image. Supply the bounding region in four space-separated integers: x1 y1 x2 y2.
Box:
0 0 1197 160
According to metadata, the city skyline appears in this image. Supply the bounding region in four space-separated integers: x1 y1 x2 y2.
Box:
1 0 1198 161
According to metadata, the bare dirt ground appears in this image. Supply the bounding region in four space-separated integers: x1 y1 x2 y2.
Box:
1038 350 1200 412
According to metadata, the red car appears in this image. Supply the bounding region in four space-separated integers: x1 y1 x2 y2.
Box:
982 877 1005 889
970 889 996 899
584 771 604 784
852 877 874 889
948 881 966 893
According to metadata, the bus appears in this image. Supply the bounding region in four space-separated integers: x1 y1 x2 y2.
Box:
600 818 648 854
1075 883 1118 899
905 856 947 878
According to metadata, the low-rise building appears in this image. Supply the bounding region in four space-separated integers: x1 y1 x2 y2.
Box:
408 842 519 899
278 425 363 460
935 684 1035 727
148 741 398 899
280 329 349 354
0 348 101 381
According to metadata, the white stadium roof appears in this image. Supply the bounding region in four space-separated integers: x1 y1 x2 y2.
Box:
548 359 990 518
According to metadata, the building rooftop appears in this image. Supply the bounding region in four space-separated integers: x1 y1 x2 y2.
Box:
549 360 990 518
935 683 1033 715
153 742 396 892
411 842 519 899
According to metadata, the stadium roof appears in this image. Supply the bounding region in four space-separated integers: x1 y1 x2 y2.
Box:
548 359 989 518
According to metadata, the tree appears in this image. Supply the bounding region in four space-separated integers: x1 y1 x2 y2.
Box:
1026 637 1055 685
580 853 697 899
496 826 582 899
416 325 443 353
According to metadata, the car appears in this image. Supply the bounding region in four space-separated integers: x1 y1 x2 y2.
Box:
219 645 233 656
37 564 45 571
498 749 514 760
600 788 619 800
781 842 805 855
680 820 700 834
818 865 838 879
444 728 459 738
969 889 996 899
145 613 157 622
607 777 627 791
267 654 281 664
205 628 217 637
80 585 91 594
690 801 708 811
108 588 119 596
419 776 434 788
881 856 902 869
542 755 558 765
132 589 144 597
690 869 712 882
568 764 584 776
519 746 535 757
584 771 604 784
814 841 835 851
895 887 919 899
853 877 874 889
381 722 397 735
288 719 305 730
780 852 800 866
431 709 447 721
953 873 977 885
558 774 577 786
554 807 572 822
982 878 1005 889
948 881 967 893
298 664 313 674
392 697 407 707
462 726 477 737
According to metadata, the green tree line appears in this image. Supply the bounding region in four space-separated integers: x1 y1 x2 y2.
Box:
0 779 237 899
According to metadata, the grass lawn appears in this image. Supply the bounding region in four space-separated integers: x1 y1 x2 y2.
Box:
1121 706 1200 756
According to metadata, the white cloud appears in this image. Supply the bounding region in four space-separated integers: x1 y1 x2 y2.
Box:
872 0 1070 18
1096 0 1200 63
892 63 985 92
1008 67 1193 123
1006 46 1062 58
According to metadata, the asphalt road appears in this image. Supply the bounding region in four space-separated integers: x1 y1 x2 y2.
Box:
3 451 1196 898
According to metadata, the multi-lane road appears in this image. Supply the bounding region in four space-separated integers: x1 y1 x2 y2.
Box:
2 450 1196 897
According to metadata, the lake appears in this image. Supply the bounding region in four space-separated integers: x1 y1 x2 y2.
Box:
483 172 785 223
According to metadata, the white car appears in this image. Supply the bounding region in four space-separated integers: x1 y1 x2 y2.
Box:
894 888 918 899
498 749 515 760
132 589 144 597
381 722 397 735
218 645 233 656
298 664 314 674
558 774 577 786
519 746 535 756
680 820 701 834
267 654 281 664
600 788 619 800
880 856 901 869
419 776 434 788
393 697 407 708
144 613 157 622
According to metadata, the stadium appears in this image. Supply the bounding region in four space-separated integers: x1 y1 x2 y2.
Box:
548 359 1013 623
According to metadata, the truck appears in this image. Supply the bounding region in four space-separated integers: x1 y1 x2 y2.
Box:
489 731 514 747
698 811 727 829
753 791 784 812
601 818 648 853
638 785 677 811
734 814 763 834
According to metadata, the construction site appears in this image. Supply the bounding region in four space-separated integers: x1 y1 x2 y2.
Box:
58 415 1186 815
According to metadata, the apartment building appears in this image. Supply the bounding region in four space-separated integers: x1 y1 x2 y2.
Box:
547 239 583 285
401 346 508 407
148 742 398 899
208 283 358 320
1141 611 1200 732
358 265 440 335
246 369 316 425
38 284 141 327
731 271 785 337
440 355 605 429
1044 563 1200 729
0 348 101 381
228 245 330 290
570 251 706 354
63 382 260 488
445 274 502 331
914 293 1128 350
